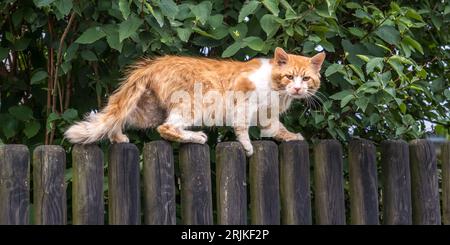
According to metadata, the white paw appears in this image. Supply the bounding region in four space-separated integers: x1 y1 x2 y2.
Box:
296 133 304 140
186 131 208 144
110 134 129 143
239 140 254 156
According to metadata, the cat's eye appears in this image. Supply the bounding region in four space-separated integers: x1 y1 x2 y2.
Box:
303 76 311 81
285 75 294 80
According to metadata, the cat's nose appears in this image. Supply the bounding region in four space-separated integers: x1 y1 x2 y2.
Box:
293 87 301 93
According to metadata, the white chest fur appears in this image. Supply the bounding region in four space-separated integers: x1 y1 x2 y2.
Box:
245 59 283 125
248 58 272 91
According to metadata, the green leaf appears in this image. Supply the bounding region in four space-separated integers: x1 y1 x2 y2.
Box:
340 94 354 108
159 0 179 19
0 47 9 60
118 15 143 42
81 50 97 61
346 2 361 9
238 1 260 22
9 105 33 121
118 0 131 19
0 114 18 139
222 41 244 58
24 121 40 138
33 0 56 7
406 9 423 22
208 15 223 28
64 43 78 61
320 39 335 52
262 0 280 16
31 70 48 84
146 4 165 27
355 97 369 112
375 25 400 45
280 0 296 18
176 28 192 42
387 58 404 77
325 63 344 77
14 38 30 51
444 89 450 99
243 36 264 51
403 36 424 55
330 90 353 100
62 108 78 121
75 27 106 44
326 0 337 16
190 1 212 25
348 27 366 38
54 0 73 16
399 103 407 114
356 54 369 63
260 14 281 38
314 114 325 124
229 23 248 40
349 64 365 80
102 25 123 52
366 57 384 73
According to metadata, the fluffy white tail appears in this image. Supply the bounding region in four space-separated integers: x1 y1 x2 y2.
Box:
64 111 112 144
65 64 150 144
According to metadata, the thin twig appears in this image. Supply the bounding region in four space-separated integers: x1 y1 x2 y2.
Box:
49 12 76 144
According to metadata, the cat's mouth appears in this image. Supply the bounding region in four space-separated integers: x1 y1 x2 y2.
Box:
287 89 311 99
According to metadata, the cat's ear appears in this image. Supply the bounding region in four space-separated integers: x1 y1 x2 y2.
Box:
310 52 326 71
274 47 289 66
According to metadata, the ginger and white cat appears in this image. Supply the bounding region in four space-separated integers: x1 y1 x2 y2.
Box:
65 47 325 156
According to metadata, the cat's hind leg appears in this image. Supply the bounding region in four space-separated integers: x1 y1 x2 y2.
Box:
157 112 207 144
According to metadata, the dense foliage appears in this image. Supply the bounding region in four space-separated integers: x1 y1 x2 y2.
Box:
0 0 449 148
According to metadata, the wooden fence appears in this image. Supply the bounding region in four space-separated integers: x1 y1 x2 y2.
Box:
0 139 449 225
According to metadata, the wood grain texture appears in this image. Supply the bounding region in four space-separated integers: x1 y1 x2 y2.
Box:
0 145 30 225
33 145 67 225
348 139 379 225
442 141 450 225
143 140 176 225
108 143 140 225
279 141 311 225
216 142 247 225
72 144 104 225
179 143 213 225
313 140 346 225
250 141 280 225
409 139 441 225
380 140 412 225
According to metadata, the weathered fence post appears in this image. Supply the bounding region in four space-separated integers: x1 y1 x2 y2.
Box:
216 142 247 225
143 141 176 225
443 142 450 225
33 145 67 225
409 139 441 225
348 139 379 225
313 140 345 225
179 143 213 225
380 140 412 225
72 144 104 225
279 141 311 225
250 141 280 225
0 145 30 225
108 143 140 225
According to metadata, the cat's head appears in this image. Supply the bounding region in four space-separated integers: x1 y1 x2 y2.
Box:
271 47 325 99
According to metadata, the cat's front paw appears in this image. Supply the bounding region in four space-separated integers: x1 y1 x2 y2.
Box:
276 132 304 141
186 131 208 144
239 140 254 156
293 133 304 141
